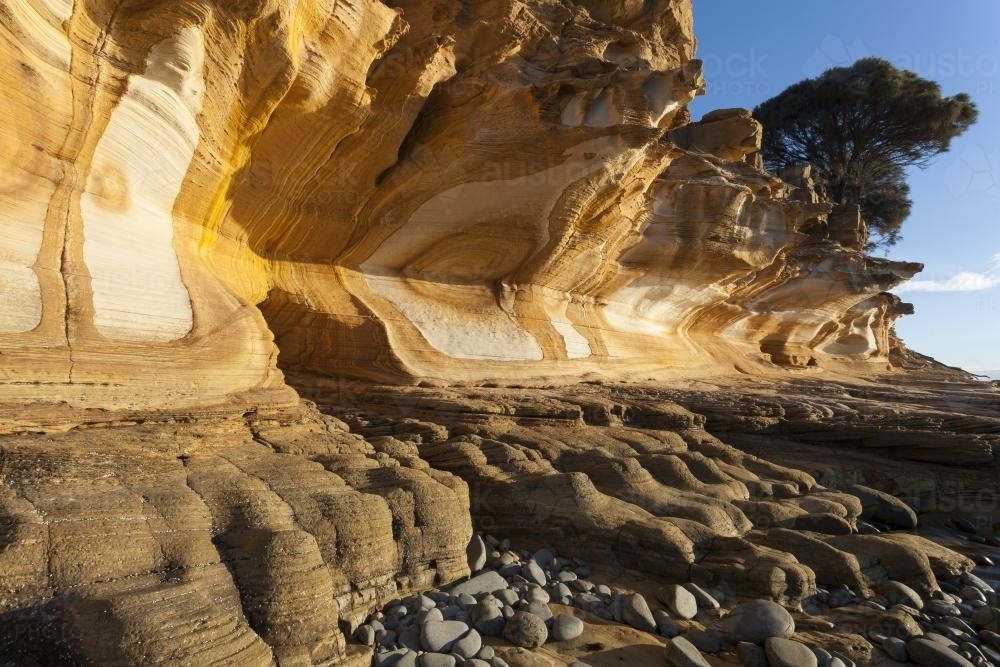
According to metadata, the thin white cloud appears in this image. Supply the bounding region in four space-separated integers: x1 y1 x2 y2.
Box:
899 272 1000 293
897 252 1000 293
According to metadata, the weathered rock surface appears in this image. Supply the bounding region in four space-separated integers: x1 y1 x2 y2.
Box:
0 376 994 664
503 611 548 649
851 484 919 529
0 0 997 665
0 0 925 415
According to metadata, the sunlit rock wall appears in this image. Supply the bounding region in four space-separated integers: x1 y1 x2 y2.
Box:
0 0 920 410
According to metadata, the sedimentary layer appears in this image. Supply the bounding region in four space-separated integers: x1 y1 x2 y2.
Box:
0 0 920 411
0 1 994 665
0 377 996 664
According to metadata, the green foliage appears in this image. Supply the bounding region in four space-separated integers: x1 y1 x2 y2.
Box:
753 58 977 249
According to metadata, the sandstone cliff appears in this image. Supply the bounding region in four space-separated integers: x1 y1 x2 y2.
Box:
0 1 995 666
0 0 920 413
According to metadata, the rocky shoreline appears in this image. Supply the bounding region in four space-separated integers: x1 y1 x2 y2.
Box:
357 528 1000 667
1 374 995 665
0 0 996 664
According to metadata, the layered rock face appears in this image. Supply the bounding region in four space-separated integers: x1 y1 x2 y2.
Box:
0 0 919 411
0 410 472 665
1 1 994 666
1 379 996 665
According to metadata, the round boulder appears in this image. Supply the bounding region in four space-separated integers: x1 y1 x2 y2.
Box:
418 653 455 667
849 484 917 529
420 619 469 653
765 637 817 667
466 534 487 573
452 628 481 660
714 600 795 644
883 580 924 610
524 586 550 604
664 636 710 667
522 559 547 586
503 611 548 648
621 593 657 632
552 613 585 642
658 584 698 620
906 637 975 667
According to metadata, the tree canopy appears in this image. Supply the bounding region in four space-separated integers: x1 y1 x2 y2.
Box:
753 57 977 249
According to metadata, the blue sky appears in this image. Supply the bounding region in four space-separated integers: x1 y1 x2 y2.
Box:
690 1 1000 375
